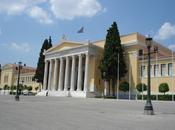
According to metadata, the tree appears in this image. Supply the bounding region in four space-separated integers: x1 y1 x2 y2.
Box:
3 84 10 90
34 36 52 85
27 86 33 92
99 22 127 96
159 83 169 95
136 83 147 93
35 87 39 92
119 81 129 92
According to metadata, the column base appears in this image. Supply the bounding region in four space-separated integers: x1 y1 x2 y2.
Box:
37 90 95 98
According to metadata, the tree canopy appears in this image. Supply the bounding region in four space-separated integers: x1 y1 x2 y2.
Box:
34 36 52 84
159 83 169 95
136 83 147 92
99 21 127 96
119 81 129 92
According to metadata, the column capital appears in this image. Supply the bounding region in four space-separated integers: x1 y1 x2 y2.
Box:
78 54 83 57
72 55 76 58
55 58 58 62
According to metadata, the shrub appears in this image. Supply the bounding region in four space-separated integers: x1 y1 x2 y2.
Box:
35 87 39 91
27 86 33 92
159 83 169 95
136 83 147 92
3 84 10 90
119 81 129 92
137 94 173 101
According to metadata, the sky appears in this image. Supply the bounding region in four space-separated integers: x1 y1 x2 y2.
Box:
0 0 175 67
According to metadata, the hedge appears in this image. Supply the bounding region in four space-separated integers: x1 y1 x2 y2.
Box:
137 95 175 101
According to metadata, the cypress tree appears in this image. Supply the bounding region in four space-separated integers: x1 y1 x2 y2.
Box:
100 22 127 96
34 36 52 84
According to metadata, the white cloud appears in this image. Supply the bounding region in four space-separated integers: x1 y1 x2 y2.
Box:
50 0 102 20
168 44 175 50
154 22 175 40
0 0 53 24
0 0 104 23
10 42 32 52
28 6 53 24
0 0 47 15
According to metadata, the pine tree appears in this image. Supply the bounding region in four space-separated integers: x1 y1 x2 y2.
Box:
100 22 127 96
34 36 52 84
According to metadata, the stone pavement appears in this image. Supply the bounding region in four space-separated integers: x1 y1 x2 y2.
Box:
0 95 175 130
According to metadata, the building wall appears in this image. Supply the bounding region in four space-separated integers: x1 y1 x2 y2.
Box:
138 58 175 94
0 65 14 87
0 64 40 92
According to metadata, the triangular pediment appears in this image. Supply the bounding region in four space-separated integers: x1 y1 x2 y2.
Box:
2 64 14 70
47 41 83 53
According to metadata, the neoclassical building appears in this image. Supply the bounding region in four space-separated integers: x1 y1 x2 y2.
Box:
0 64 40 92
38 33 175 98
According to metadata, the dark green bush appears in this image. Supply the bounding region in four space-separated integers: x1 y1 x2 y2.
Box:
119 81 129 92
137 94 174 101
159 83 169 95
136 83 147 92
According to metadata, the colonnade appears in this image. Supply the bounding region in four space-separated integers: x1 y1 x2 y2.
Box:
43 53 89 92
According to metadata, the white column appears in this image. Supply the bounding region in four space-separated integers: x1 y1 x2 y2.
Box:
70 55 76 91
58 57 64 90
64 57 70 91
53 59 58 91
48 59 53 90
77 54 83 91
84 54 89 92
43 60 49 90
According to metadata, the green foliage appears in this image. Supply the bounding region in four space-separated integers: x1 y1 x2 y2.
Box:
136 83 147 92
100 22 127 80
23 85 28 90
27 86 33 92
34 36 52 84
137 94 174 101
159 83 169 95
3 84 10 90
35 87 39 91
99 21 127 96
119 81 129 92
10 85 16 90
18 84 24 91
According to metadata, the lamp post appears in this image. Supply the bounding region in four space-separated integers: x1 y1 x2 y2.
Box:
15 62 23 101
144 37 154 115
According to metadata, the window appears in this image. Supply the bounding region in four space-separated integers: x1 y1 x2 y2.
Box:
168 63 173 76
141 66 146 77
161 64 166 76
4 75 8 83
154 64 159 77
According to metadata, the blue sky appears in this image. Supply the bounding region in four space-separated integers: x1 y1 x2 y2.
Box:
0 0 175 67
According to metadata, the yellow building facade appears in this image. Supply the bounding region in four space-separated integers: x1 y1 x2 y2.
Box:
37 32 175 98
0 64 40 92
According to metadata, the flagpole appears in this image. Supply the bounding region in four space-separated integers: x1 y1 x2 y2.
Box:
156 51 158 101
172 49 174 101
129 55 131 100
142 53 144 100
117 53 119 100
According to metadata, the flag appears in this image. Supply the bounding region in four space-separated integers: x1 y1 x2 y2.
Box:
77 27 84 33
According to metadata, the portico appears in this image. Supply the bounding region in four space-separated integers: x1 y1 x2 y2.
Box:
39 41 99 97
